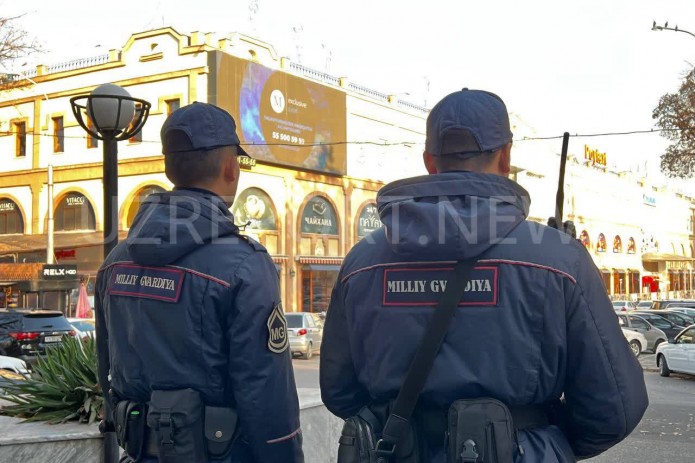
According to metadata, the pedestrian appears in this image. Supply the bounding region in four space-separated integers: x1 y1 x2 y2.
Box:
320 89 648 462
95 102 304 463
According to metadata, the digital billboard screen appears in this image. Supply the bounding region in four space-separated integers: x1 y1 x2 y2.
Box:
210 52 347 175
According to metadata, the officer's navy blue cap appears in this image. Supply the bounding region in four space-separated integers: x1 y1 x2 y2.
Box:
425 88 513 157
161 102 250 157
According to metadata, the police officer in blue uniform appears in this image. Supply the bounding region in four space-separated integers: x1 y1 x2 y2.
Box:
320 89 648 462
95 102 304 463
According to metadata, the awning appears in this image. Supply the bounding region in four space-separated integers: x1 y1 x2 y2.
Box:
0 231 127 254
272 255 289 264
297 256 344 265
642 252 695 262
302 264 341 271
612 269 626 274
600 268 611 273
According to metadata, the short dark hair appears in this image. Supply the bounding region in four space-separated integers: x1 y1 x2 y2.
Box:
163 131 236 187
433 150 498 173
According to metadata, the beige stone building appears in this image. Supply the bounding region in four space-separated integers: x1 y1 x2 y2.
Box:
0 27 693 314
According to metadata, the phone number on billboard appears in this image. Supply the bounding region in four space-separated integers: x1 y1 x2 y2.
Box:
272 131 305 145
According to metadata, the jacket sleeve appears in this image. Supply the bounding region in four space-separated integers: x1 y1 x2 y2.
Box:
320 276 371 419
562 251 649 459
226 251 303 463
94 270 114 422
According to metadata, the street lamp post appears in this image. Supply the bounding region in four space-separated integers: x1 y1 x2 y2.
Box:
70 85 149 463
651 21 695 40
70 84 150 259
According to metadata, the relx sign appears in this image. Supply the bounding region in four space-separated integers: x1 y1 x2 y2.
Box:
42 264 78 280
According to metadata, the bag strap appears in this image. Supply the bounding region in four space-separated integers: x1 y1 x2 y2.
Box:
374 259 477 461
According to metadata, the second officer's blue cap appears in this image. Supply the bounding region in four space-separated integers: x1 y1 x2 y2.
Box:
161 102 250 157
425 88 513 157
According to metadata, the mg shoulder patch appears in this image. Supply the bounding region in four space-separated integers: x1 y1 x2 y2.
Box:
267 303 289 353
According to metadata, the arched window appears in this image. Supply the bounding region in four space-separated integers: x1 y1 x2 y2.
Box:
596 233 607 253
612 235 622 253
579 230 591 250
0 198 24 234
627 237 636 254
232 187 278 231
300 196 338 236
55 193 96 231
356 202 379 240
126 185 166 228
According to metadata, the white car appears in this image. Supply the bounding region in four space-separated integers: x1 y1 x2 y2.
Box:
656 324 695 377
0 355 30 375
622 328 648 357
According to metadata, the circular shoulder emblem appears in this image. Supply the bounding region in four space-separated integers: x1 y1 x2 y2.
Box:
267 303 289 353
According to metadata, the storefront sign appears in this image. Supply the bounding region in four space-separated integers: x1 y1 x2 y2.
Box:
584 145 607 166
301 196 338 235
42 264 78 280
55 249 77 259
65 195 86 207
238 157 256 169
357 203 380 238
0 200 16 212
231 188 277 231
642 193 657 207
666 261 690 270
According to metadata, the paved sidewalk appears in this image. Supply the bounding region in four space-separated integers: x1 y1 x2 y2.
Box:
638 353 657 372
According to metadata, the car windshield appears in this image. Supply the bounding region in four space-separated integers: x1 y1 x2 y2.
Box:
22 313 73 331
285 314 304 328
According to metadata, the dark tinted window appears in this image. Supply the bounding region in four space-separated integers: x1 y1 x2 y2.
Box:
640 315 671 330
629 316 649 330
285 314 304 328
22 313 73 331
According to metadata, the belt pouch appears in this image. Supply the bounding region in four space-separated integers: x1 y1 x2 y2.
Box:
204 406 238 459
446 398 514 463
146 389 206 463
114 400 147 462
337 407 379 463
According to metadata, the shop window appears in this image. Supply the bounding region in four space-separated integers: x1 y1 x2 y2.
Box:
232 187 278 231
300 196 338 236
627 237 636 254
301 265 339 313
126 185 166 228
14 121 26 157
0 199 24 234
600 270 611 291
128 103 143 143
356 202 380 241
52 116 64 153
165 99 180 116
596 233 607 253
579 230 591 250
628 271 640 294
55 193 96 231
612 235 622 253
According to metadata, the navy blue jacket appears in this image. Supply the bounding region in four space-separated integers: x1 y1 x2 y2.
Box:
320 172 648 462
96 188 303 463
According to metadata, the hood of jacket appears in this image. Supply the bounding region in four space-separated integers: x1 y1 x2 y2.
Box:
376 171 531 260
126 188 239 266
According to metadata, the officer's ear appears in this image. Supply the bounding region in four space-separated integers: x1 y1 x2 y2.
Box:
423 151 438 174
221 148 239 183
496 143 512 177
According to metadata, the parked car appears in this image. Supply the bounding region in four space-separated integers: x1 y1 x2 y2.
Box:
616 313 667 352
0 309 76 364
652 310 695 327
612 300 636 312
650 300 695 311
666 307 695 319
285 312 324 359
0 354 30 375
622 328 648 357
0 368 25 395
67 318 96 340
656 325 695 377
632 311 687 342
635 301 653 310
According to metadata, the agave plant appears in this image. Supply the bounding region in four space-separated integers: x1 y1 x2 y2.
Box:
0 334 103 424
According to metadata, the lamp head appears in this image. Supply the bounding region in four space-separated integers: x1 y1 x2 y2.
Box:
86 84 135 132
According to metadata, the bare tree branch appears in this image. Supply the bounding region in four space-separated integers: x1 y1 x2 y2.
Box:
0 11 42 68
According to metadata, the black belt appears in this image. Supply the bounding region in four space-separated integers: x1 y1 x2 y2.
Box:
417 404 550 444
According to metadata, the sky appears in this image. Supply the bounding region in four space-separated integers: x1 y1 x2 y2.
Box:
4 0 695 191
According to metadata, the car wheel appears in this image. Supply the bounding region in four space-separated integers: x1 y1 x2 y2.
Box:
629 340 641 357
658 355 671 377
303 343 313 360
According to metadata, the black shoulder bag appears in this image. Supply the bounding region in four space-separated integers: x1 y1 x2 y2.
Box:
337 260 477 463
